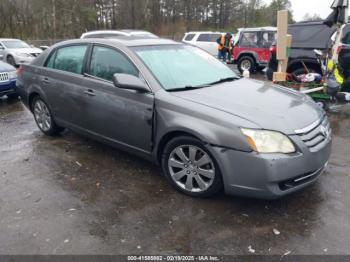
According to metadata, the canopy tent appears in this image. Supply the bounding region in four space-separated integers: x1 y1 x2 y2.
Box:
324 0 349 27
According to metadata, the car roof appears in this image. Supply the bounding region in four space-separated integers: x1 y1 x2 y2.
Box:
53 37 180 48
81 30 157 38
185 31 224 34
238 27 277 32
0 38 21 41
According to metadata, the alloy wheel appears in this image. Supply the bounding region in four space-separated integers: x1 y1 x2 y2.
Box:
241 59 252 71
168 145 216 193
33 100 52 132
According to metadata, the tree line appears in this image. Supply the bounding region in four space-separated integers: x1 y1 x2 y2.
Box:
0 0 293 41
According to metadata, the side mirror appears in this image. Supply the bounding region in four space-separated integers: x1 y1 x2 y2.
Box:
112 73 149 93
314 49 323 56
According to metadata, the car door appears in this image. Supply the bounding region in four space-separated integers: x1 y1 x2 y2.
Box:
0 42 5 61
196 34 220 56
41 44 89 128
80 44 154 153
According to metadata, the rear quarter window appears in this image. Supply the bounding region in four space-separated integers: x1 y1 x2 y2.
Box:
184 34 195 41
46 45 88 74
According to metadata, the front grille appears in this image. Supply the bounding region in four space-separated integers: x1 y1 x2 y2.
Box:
296 116 331 152
0 72 9 82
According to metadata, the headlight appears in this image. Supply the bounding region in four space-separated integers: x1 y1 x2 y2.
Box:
8 71 17 79
15 53 31 57
241 128 296 154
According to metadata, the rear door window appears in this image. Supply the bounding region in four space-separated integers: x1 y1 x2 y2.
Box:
88 45 139 81
46 45 88 74
197 34 222 42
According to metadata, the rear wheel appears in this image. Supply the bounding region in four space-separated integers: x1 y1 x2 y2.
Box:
237 56 256 74
161 136 223 197
32 96 64 136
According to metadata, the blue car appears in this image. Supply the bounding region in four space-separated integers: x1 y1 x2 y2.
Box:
0 61 17 99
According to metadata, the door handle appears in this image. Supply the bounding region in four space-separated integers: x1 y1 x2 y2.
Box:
84 89 96 97
42 77 50 84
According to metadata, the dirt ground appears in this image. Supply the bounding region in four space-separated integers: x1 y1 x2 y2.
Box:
1 73 350 255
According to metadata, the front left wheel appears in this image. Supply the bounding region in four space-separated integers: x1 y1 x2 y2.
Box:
161 136 223 197
32 96 64 136
6 55 16 67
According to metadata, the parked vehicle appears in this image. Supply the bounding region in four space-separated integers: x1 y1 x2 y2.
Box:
0 39 43 66
232 27 277 74
182 32 225 56
332 23 350 92
17 38 331 199
0 61 18 99
266 22 337 81
81 30 158 39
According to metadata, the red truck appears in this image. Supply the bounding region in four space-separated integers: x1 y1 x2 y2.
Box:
232 27 277 74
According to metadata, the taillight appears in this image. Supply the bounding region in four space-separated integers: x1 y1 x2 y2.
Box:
16 66 24 76
270 45 277 54
336 44 343 55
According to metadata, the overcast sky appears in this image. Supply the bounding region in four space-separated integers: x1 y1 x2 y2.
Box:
265 0 333 22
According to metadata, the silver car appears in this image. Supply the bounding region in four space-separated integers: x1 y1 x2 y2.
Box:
80 30 158 39
0 38 43 66
16 38 332 199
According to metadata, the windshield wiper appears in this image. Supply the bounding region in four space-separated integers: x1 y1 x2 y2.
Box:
168 84 210 92
168 77 240 92
206 76 240 86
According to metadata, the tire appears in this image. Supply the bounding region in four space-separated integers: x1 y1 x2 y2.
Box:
31 96 64 136
6 55 16 67
161 136 223 198
7 93 19 100
237 56 256 74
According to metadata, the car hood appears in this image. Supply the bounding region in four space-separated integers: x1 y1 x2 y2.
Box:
0 61 16 72
10 47 43 54
170 78 324 135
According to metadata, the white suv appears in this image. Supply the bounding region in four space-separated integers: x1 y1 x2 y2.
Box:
182 32 225 56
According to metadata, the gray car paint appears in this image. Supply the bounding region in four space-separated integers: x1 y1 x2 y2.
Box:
16 38 332 199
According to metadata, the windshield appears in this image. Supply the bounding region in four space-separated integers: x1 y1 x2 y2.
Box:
2 40 30 49
133 44 238 91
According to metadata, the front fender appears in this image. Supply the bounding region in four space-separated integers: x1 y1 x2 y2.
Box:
154 106 254 155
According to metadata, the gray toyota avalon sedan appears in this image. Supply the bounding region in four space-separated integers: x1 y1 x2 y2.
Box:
16 37 332 199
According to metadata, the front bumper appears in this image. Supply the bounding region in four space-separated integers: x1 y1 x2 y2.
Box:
211 135 332 199
0 80 17 96
14 55 35 65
